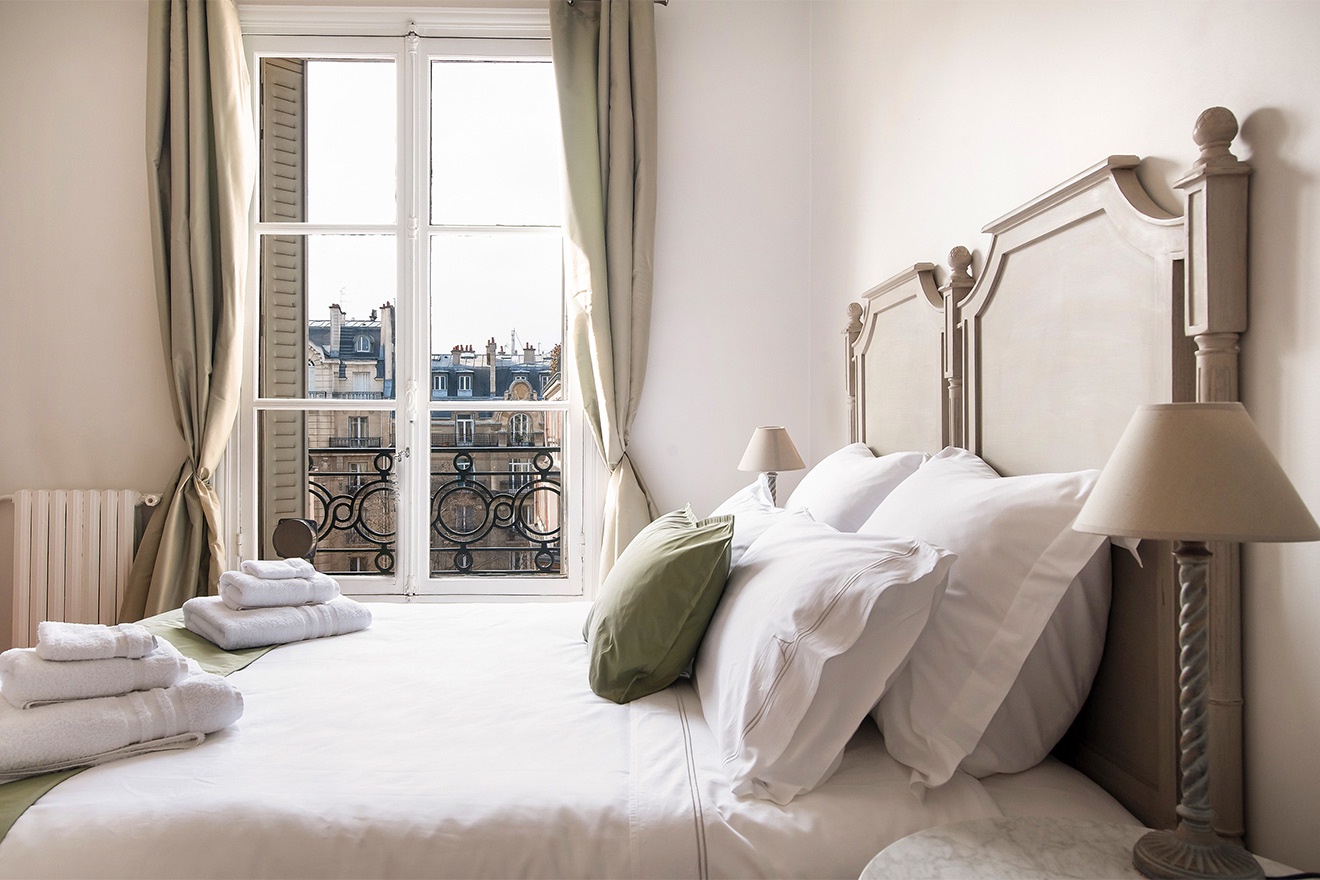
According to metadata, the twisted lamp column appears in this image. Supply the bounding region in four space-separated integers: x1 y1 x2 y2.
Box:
1132 541 1262 880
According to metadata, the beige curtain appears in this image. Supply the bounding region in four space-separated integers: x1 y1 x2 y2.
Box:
121 0 255 620
550 0 660 580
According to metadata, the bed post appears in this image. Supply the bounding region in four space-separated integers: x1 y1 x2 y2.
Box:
939 247 974 448
1174 106 1251 845
845 302 864 444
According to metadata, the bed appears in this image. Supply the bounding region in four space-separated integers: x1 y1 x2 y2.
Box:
0 106 1250 879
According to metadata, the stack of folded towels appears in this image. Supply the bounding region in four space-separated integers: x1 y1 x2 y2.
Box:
182 558 372 651
0 621 243 783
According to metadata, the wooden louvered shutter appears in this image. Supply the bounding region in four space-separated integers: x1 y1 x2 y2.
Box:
258 58 309 559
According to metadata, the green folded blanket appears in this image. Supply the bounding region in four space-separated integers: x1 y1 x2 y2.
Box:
0 610 277 843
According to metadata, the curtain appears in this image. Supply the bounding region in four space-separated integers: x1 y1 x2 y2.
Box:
550 0 660 580
121 0 256 621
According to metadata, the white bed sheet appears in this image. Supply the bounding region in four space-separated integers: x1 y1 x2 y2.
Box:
0 602 1137 879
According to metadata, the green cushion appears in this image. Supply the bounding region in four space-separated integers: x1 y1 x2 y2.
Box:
585 506 733 704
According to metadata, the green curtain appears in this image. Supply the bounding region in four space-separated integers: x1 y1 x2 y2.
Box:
550 0 660 580
121 0 255 621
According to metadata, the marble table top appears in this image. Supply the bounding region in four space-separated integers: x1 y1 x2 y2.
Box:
859 817 1294 879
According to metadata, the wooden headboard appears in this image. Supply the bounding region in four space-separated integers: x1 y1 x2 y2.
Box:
844 108 1250 837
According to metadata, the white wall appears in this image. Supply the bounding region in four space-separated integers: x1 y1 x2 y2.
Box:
636 0 813 516
0 0 184 650
808 0 1320 868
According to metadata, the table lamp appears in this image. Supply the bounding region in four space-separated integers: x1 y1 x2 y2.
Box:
1073 402 1320 880
737 426 805 505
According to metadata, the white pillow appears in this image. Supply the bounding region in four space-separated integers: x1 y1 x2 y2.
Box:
694 516 954 805
858 446 1106 791
785 444 926 532
710 476 798 568
959 544 1111 776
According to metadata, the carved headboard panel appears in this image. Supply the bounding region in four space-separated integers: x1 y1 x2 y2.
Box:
845 108 1250 837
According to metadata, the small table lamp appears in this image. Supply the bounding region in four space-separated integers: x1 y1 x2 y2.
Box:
1074 402 1320 880
737 426 805 505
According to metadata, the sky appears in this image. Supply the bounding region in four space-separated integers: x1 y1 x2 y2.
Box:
300 58 564 357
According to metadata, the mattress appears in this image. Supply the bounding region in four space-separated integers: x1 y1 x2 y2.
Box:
0 602 1138 879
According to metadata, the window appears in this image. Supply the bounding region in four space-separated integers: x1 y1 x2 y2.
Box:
455 414 475 446
509 412 531 446
240 22 581 597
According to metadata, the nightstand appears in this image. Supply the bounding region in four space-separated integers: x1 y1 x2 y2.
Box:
860 816 1296 879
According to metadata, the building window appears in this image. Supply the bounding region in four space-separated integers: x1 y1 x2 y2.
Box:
509 412 531 446
455 414 475 446
242 23 578 598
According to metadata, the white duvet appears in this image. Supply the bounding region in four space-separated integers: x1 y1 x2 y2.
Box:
0 602 1136 879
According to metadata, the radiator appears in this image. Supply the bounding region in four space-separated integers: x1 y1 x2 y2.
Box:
10 489 159 649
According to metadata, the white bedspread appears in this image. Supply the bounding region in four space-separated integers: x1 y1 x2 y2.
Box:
0 602 1136 879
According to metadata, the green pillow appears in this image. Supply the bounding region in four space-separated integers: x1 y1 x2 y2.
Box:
585 506 733 704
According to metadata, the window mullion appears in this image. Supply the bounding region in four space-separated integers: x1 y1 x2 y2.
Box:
399 34 431 595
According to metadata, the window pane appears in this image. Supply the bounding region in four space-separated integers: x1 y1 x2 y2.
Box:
428 409 563 576
259 234 396 400
429 234 563 401
258 409 398 575
430 61 562 226
259 59 396 224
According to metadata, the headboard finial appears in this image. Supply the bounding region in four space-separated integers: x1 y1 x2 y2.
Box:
1191 106 1241 170
948 246 973 280
845 301 863 338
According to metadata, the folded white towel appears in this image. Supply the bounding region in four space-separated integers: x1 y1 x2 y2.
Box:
0 671 243 783
0 640 192 709
183 595 372 650
0 732 205 784
219 569 341 611
34 621 158 662
239 558 317 580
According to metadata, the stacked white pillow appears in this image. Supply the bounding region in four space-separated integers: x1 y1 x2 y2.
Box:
694 516 953 804
709 474 802 567
695 442 1114 805
858 447 1107 789
784 444 926 531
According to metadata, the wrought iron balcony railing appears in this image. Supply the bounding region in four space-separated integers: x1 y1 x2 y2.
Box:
306 444 561 578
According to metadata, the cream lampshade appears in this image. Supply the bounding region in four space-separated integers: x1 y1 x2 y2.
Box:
737 426 805 504
1074 402 1319 880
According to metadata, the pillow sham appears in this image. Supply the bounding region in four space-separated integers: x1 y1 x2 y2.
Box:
585 506 733 704
859 446 1106 790
785 444 925 531
694 516 954 804
710 476 799 568
959 544 1111 776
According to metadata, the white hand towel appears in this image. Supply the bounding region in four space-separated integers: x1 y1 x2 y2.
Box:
183 595 372 650
34 621 157 662
218 569 341 611
239 557 317 580
0 671 243 782
0 640 192 709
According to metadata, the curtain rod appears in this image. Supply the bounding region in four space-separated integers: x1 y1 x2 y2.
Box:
567 0 668 5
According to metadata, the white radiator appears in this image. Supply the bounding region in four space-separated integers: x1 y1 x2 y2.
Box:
10 490 159 649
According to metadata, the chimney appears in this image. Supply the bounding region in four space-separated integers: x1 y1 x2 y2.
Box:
329 303 343 358
379 303 394 388
487 337 498 393
523 343 536 365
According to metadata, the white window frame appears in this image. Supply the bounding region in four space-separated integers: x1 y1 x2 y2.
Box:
231 10 604 601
